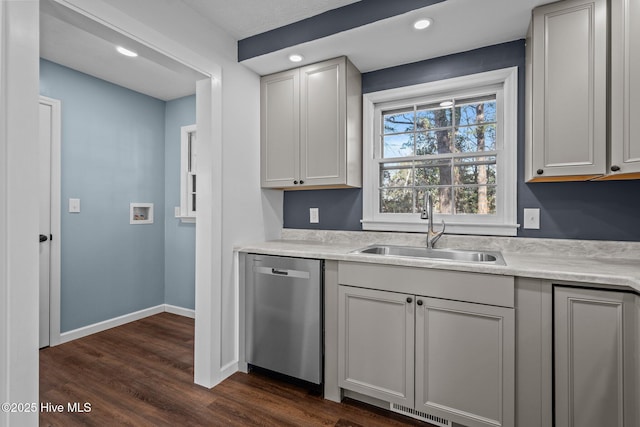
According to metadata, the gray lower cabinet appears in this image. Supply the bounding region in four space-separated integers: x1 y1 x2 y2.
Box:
338 286 415 406
415 297 514 427
554 287 639 427
338 284 515 427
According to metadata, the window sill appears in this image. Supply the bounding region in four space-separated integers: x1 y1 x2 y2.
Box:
361 219 518 236
176 215 196 224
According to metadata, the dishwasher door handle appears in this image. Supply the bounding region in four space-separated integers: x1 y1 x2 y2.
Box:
271 268 288 276
253 266 310 279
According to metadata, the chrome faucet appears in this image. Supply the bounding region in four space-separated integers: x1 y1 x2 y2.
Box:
420 192 446 249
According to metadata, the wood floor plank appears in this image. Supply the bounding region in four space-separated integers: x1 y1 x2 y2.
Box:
40 312 433 426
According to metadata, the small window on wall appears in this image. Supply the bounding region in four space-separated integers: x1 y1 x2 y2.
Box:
179 124 196 223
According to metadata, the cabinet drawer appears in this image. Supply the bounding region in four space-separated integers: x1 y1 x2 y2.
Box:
338 261 514 308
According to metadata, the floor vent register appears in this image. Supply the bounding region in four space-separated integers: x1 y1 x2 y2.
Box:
390 403 452 427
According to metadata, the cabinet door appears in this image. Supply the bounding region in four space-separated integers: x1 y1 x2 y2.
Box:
338 285 414 406
555 287 638 427
415 297 515 427
260 69 300 188
299 57 346 186
610 0 640 178
528 0 607 181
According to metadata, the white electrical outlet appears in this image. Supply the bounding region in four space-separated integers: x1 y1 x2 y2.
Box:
523 208 540 229
309 207 319 224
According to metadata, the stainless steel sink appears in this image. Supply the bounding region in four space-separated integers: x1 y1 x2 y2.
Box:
350 245 506 265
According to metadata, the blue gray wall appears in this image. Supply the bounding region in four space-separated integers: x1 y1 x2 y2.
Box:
41 59 166 331
41 59 197 332
283 40 640 241
164 95 196 310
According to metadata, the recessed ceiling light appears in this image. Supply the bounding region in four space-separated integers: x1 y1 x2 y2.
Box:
116 46 138 57
413 18 433 30
440 100 454 107
289 54 304 63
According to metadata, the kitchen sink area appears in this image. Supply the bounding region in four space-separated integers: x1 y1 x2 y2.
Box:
238 229 640 427
350 244 506 265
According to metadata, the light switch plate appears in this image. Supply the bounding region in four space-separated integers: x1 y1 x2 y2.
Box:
69 198 80 213
523 208 540 229
309 207 319 224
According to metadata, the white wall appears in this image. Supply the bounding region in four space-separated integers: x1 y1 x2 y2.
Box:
219 62 283 367
0 1 40 426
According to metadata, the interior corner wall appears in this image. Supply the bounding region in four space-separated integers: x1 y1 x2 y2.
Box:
39 59 166 332
164 95 196 310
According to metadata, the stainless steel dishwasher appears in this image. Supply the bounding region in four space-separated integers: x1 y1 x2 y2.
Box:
245 254 323 385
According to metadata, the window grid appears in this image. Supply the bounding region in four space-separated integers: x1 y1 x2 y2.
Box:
378 96 497 216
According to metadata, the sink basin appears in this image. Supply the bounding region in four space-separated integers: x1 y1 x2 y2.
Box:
351 245 506 265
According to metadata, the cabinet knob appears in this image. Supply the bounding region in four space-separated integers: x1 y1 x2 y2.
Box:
406 297 412 304
536 169 544 175
611 165 621 172
417 300 423 306
299 180 304 184
293 180 298 185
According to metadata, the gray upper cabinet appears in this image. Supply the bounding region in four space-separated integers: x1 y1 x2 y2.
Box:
260 69 300 187
526 0 607 181
554 287 638 427
608 0 640 179
260 57 362 189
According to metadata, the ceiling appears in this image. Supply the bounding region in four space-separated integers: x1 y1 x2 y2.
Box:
179 0 361 40
238 0 553 75
40 0 208 101
40 0 553 99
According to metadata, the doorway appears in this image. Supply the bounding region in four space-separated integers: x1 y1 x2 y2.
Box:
39 0 224 388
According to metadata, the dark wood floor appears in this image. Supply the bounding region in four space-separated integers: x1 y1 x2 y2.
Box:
40 312 432 426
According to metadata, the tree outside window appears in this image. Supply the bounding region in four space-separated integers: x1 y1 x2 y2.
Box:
379 95 497 216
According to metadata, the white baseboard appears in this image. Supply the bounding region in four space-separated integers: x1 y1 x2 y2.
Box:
164 304 195 318
58 304 195 344
220 360 238 377
59 305 165 344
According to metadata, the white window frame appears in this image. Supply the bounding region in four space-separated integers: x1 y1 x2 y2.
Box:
178 124 197 223
362 67 518 236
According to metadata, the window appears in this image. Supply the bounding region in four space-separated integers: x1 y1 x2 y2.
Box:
179 124 196 222
362 68 518 236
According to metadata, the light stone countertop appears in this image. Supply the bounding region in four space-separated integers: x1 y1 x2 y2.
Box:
236 230 640 293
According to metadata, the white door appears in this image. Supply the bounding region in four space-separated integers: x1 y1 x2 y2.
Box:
39 100 53 348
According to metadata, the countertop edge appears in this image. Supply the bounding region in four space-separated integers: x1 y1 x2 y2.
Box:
235 241 640 293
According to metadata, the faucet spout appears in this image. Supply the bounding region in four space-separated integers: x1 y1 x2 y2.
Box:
421 192 446 249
